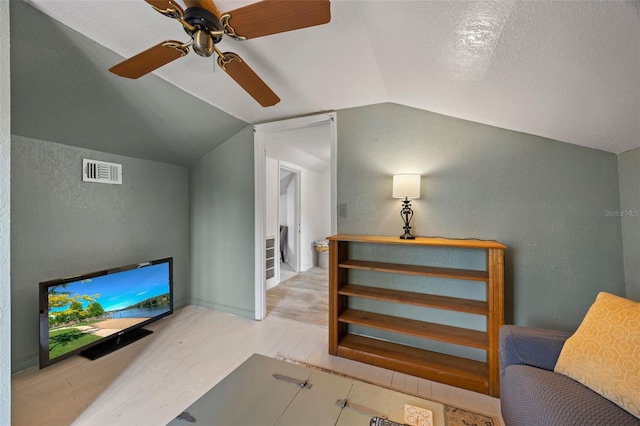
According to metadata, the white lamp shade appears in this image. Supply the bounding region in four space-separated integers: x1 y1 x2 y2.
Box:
392 174 421 199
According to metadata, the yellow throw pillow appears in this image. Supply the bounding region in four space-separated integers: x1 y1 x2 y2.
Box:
555 292 640 419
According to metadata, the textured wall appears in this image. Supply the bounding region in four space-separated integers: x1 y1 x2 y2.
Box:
300 168 331 269
337 103 625 331
189 126 255 318
11 136 190 372
0 0 11 420
10 1 247 167
618 148 640 300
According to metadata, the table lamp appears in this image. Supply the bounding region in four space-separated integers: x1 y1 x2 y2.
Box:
392 174 421 239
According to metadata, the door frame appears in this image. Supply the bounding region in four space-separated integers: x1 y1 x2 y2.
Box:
254 112 337 320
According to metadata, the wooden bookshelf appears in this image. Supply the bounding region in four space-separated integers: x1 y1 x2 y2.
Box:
338 284 489 314
328 234 505 397
338 259 490 281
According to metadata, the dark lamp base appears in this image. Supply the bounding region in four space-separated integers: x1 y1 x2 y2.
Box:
398 197 416 240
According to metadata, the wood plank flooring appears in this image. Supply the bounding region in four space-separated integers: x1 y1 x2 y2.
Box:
267 267 329 326
12 306 504 425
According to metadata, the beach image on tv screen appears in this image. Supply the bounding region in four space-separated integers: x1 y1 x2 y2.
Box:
46 262 170 360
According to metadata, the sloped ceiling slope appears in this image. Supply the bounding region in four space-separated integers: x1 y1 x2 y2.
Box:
10 1 248 166
23 0 640 155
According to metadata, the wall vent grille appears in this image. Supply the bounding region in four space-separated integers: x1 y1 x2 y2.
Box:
82 159 122 185
266 237 276 279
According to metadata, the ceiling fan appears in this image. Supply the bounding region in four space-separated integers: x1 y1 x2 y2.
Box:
109 0 331 107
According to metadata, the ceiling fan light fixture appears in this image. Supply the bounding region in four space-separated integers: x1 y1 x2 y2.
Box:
193 29 214 57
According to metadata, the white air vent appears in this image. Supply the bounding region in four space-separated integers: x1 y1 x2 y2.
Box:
82 159 122 185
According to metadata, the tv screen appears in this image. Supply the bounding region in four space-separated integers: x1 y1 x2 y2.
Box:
39 257 173 368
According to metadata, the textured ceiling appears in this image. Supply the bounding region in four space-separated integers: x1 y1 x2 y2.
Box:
266 123 332 172
18 0 640 156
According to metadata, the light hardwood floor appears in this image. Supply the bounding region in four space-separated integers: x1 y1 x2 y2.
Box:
12 306 504 425
267 267 328 326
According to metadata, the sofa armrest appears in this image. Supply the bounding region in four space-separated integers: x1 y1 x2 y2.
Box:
499 325 572 375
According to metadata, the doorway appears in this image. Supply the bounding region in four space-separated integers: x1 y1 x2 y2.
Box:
254 112 337 320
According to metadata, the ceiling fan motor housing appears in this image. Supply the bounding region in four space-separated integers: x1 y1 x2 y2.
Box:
183 7 222 57
193 30 214 57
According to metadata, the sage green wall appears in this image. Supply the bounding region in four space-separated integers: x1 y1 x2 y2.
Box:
11 136 190 372
10 0 247 167
189 126 255 318
618 148 640 300
1 0 11 419
337 103 625 331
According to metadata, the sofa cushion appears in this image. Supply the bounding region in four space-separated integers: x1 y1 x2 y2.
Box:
502 364 640 426
554 292 640 419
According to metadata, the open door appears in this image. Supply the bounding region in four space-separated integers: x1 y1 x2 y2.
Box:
279 164 301 276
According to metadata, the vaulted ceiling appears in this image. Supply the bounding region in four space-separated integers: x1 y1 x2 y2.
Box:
10 1 248 166
12 0 640 166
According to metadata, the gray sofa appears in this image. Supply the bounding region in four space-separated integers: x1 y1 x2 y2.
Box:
499 325 640 426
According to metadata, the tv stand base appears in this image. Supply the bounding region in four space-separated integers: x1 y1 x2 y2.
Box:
80 328 153 360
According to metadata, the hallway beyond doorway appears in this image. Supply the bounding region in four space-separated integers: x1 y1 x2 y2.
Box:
280 261 297 282
266 267 328 327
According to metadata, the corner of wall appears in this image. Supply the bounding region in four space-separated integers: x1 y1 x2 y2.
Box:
1 0 12 421
618 148 640 300
189 125 256 318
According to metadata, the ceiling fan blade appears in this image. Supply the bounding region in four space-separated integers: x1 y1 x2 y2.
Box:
145 0 172 8
217 52 280 107
222 0 330 40
109 41 188 79
145 0 185 18
184 0 221 17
